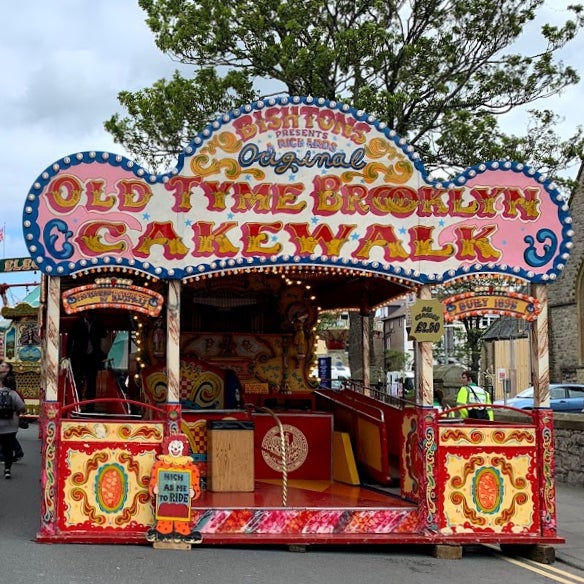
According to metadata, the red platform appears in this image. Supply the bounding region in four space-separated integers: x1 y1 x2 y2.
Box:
190 479 421 545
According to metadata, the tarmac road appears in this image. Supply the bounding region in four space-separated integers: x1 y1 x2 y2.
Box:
1 424 583 584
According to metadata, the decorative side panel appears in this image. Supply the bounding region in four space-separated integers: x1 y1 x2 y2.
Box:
38 401 60 539
56 421 164 535
438 425 538 535
192 508 419 535
536 409 558 536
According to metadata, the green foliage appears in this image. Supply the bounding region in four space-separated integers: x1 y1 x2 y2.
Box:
316 311 345 334
104 69 256 172
104 0 584 190
434 324 469 366
384 349 409 372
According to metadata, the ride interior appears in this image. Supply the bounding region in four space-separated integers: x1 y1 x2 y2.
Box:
25 97 569 552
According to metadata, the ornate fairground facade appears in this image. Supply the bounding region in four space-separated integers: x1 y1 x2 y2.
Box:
23 97 571 554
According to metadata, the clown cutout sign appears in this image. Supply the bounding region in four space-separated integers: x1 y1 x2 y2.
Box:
147 435 202 547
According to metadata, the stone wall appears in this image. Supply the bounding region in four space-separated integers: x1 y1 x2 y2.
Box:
496 411 584 488
549 304 582 382
554 414 584 487
548 166 584 382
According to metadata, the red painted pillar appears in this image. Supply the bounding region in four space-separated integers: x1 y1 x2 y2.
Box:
416 406 439 534
535 408 558 537
37 401 61 539
166 402 183 436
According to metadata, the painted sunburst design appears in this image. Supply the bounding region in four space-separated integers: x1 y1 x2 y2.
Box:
472 467 504 514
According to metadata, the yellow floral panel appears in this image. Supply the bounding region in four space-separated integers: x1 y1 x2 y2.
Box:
442 452 535 534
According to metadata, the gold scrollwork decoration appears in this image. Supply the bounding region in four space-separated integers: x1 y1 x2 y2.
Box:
189 131 266 179
190 154 265 180
490 456 527 489
71 452 108 485
449 491 486 526
441 428 485 444
70 487 106 525
114 491 149 526
341 160 413 184
190 154 220 177
450 456 485 489
118 425 163 441
492 429 535 444
203 131 242 154
64 425 101 440
495 492 529 525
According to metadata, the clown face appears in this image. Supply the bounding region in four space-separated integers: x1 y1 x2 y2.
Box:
168 439 185 457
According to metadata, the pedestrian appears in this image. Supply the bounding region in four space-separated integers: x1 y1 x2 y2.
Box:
0 360 25 461
0 373 26 479
433 388 446 412
456 370 493 421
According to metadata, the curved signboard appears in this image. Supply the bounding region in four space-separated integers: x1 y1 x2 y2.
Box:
22 97 573 284
61 278 164 316
443 291 541 322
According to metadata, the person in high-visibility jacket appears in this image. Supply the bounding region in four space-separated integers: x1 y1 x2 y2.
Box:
456 370 493 421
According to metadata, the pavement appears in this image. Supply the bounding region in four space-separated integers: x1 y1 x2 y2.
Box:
555 481 584 570
2 423 584 570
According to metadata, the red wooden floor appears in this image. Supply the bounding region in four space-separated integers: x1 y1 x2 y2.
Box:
195 479 412 509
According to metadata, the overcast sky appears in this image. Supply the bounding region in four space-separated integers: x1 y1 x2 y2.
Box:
0 1 582 300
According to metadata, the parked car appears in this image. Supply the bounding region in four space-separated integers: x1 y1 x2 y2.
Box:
494 383 584 412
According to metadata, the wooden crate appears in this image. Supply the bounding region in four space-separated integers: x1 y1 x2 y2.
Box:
207 421 254 492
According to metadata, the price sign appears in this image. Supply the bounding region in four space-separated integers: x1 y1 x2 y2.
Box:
409 299 444 342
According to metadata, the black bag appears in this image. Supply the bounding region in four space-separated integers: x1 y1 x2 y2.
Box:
0 389 14 419
468 408 490 420
467 386 490 420
18 417 29 429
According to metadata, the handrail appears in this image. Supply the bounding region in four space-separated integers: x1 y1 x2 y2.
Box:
336 380 407 409
438 403 536 422
60 397 166 418
315 388 386 424
342 381 539 424
246 404 288 507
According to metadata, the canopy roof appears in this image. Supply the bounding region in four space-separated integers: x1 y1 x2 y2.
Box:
288 270 412 312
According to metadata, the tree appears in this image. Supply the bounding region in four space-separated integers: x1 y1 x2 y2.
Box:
106 0 584 189
317 311 349 350
385 349 410 372
104 1 584 381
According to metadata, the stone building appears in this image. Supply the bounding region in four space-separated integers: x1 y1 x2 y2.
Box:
549 163 584 382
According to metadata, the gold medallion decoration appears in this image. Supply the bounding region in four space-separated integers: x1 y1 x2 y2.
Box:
261 424 308 473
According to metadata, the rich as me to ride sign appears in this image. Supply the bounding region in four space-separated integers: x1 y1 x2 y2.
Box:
22 97 572 284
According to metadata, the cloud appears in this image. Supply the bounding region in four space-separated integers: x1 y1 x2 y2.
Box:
0 0 178 267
